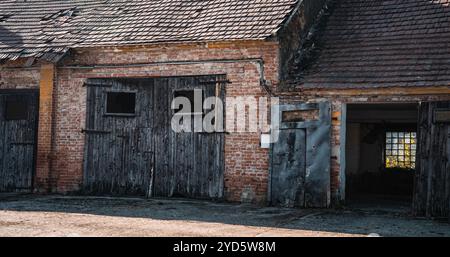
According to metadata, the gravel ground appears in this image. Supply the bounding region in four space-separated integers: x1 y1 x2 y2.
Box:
0 194 449 237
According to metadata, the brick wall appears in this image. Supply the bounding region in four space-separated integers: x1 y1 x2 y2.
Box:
3 43 450 207
50 41 279 203
0 59 40 89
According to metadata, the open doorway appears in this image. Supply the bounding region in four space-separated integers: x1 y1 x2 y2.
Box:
345 103 419 209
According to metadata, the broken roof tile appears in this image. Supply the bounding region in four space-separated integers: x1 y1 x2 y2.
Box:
0 0 297 61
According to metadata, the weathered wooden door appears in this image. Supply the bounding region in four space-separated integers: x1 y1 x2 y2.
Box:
0 90 39 192
151 76 225 199
271 102 331 208
83 76 225 199
413 101 450 218
83 79 154 195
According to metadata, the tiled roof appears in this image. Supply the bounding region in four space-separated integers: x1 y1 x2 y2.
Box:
0 0 297 61
0 0 107 61
289 0 450 89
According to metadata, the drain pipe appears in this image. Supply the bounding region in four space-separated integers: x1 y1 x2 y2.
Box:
59 58 274 96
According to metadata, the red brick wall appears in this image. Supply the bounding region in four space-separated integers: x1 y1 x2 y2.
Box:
0 60 40 89
4 43 449 207
51 41 280 203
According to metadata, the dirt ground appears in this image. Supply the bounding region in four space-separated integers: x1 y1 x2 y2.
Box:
0 193 449 237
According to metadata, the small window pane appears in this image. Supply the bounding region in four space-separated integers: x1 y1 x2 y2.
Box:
385 131 417 169
5 98 28 120
106 92 136 115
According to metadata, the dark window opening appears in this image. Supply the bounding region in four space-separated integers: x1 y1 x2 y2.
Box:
5 98 28 121
106 92 136 115
173 90 204 115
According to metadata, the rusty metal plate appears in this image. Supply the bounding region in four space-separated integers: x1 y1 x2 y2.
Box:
282 109 319 123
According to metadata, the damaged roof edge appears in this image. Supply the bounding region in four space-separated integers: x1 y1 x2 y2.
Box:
270 0 305 38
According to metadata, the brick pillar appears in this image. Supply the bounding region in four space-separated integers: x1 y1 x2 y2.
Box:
34 63 55 192
330 101 343 205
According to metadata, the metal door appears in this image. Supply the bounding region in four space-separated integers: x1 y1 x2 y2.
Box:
271 102 331 207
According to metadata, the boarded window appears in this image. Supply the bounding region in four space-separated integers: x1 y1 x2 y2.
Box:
106 92 136 115
385 132 417 169
5 98 28 120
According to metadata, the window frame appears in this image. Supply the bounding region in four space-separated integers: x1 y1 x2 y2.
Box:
103 90 138 117
384 130 417 170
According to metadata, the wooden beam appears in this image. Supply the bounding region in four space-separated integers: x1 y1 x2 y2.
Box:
300 86 450 96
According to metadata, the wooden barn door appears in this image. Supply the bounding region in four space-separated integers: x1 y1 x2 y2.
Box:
271 102 331 208
413 101 450 219
0 91 39 192
151 76 225 199
83 76 225 199
83 79 155 195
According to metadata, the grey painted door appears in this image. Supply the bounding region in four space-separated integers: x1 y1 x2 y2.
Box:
0 91 38 192
271 102 331 208
83 76 225 199
413 101 450 219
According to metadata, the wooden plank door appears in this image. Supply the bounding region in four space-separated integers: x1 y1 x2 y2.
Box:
0 91 38 192
83 79 154 196
83 76 225 199
151 76 225 199
271 102 331 208
413 101 450 219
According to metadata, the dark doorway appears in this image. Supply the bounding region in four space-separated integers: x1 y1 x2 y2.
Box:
82 76 225 200
345 103 419 206
0 90 39 192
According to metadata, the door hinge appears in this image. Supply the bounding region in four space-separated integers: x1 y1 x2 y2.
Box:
198 79 232 85
10 142 34 146
81 129 111 134
83 83 113 88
